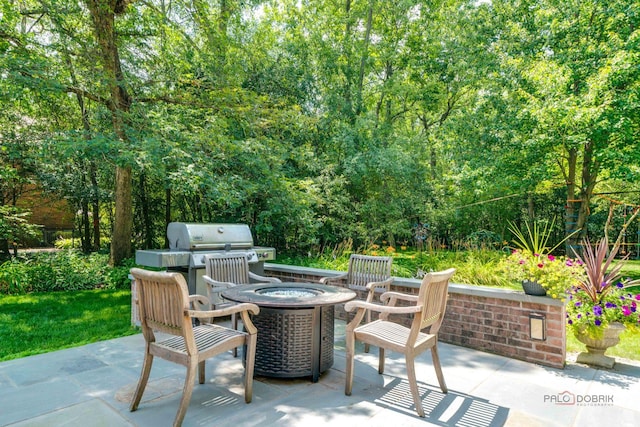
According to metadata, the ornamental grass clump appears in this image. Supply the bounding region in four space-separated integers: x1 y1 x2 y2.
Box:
567 237 640 339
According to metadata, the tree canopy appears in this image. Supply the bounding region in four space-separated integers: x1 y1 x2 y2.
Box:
1 0 638 262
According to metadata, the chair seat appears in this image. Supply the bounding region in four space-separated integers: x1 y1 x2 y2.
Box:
152 324 248 363
354 320 435 353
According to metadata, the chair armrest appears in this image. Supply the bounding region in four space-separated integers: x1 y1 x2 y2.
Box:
344 300 422 315
188 302 260 319
189 294 211 311
363 277 394 302
380 291 418 305
365 277 394 291
319 272 348 285
202 275 237 293
248 272 282 283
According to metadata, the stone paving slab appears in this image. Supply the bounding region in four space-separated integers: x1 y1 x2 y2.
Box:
1 322 639 427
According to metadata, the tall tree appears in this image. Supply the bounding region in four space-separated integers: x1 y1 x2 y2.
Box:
83 0 134 264
479 0 640 247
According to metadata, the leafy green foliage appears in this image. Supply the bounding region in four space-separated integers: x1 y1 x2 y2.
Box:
277 246 515 289
0 0 638 262
0 251 130 294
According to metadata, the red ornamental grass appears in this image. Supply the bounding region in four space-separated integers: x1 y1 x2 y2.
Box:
572 237 625 304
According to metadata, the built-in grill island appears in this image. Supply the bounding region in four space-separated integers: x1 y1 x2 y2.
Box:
135 222 276 297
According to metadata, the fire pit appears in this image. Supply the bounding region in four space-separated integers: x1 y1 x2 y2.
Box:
222 282 356 382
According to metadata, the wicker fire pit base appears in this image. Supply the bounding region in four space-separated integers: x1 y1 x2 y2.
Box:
248 305 335 381
224 282 356 382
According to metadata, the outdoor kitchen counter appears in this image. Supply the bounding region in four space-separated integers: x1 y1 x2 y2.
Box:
222 282 356 382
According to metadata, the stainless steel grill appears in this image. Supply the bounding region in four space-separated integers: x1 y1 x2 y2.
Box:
135 222 276 296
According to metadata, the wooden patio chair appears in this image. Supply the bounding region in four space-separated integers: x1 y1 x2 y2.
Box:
129 268 260 427
320 254 393 352
202 252 280 355
344 268 456 417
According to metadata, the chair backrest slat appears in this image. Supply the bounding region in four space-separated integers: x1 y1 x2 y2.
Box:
415 268 456 334
205 253 251 284
347 254 392 291
130 268 195 352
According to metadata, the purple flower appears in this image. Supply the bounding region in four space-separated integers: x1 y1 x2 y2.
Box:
548 254 555 261
593 305 603 316
568 319 573 325
574 301 582 308
616 282 624 288
605 302 617 308
595 319 602 326
565 259 573 267
635 294 640 301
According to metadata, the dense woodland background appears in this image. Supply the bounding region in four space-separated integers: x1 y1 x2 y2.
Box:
1 0 639 264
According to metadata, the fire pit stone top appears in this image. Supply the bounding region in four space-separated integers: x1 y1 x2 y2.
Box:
221 282 356 308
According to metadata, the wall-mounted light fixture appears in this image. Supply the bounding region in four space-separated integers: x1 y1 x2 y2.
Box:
529 313 546 341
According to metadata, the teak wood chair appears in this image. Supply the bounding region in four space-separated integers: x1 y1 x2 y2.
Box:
320 254 393 352
344 268 456 417
202 252 280 355
129 268 260 427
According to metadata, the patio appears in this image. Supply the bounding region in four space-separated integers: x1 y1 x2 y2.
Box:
1 320 639 427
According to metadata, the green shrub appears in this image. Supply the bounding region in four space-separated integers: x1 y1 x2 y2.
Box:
0 250 116 294
0 259 29 294
105 257 136 289
53 237 79 250
277 246 515 288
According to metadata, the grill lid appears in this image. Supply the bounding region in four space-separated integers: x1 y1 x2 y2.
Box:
167 222 254 251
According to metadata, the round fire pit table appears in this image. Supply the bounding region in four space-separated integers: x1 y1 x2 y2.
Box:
222 282 356 382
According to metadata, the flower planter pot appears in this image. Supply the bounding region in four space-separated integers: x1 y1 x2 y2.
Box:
522 280 547 296
574 322 625 369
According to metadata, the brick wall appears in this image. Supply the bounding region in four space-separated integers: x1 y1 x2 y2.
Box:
264 263 566 369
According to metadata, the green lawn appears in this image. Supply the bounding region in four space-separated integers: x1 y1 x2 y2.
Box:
0 289 138 361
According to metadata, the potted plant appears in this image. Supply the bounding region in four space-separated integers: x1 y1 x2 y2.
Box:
505 219 581 297
505 249 583 298
567 236 640 368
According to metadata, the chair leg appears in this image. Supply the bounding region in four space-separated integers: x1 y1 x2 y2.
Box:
130 352 153 412
431 344 448 393
174 360 198 427
232 313 238 358
364 311 371 353
378 348 385 374
345 331 355 396
198 360 205 384
244 333 257 403
406 354 424 417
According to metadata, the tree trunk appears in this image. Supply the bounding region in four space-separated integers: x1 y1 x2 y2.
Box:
342 0 355 120
111 165 133 263
355 0 375 116
564 139 599 255
90 162 101 251
564 147 578 253
81 172 91 253
139 172 153 248
85 0 134 265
